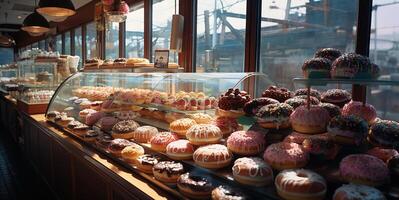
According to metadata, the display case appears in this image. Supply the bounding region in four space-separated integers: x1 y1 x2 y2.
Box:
17 59 58 87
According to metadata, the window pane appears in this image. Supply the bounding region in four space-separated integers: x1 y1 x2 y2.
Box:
32 42 38 49
65 31 71 55
152 0 179 63
126 3 144 58
75 27 83 67
0 48 13 64
86 22 97 59
259 0 358 89
56 35 62 53
38 40 44 49
105 22 119 59
196 0 246 72
368 0 399 121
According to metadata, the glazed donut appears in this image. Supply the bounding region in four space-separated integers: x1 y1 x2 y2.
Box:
169 118 197 138
226 131 265 156
342 101 377 124
367 147 399 163
232 157 273 186
132 126 158 143
263 142 309 170
108 139 135 157
243 97 279 116
275 169 327 200
186 124 222 146
177 172 213 200
256 103 294 129
333 184 386 200
166 139 195 160
135 154 160 174
327 115 369 146
211 185 248 200
339 154 390 186
121 143 145 164
302 57 332 78
150 132 179 152
321 89 351 107
193 144 233 169
111 120 140 139
212 116 243 138
290 105 331 134
153 161 184 183
294 88 321 100
314 48 342 62
368 120 399 148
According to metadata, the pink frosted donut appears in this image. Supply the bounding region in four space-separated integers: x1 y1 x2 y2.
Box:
99 116 119 131
85 111 105 126
283 131 329 144
193 144 232 169
227 130 265 156
367 147 399 163
339 154 390 186
232 157 273 186
342 100 377 124
150 132 179 152
166 139 195 160
263 142 309 170
290 105 331 134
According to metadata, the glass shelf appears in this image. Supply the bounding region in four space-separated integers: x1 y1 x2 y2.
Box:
293 78 399 86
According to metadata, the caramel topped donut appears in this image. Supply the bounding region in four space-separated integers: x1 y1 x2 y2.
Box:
275 169 327 200
218 88 251 111
368 120 399 148
333 184 386 200
177 172 213 199
339 154 390 186
263 142 309 170
243 97 279 116
261 86 293 102
186 124 222 146
193 144 232 169
232 157 273 186
294 88 321 100
227 131 265 156
315 48 342 62
211 185 248 200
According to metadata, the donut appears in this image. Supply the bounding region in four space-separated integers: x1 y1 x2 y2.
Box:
132 126 158 143
72 123 90 136
99 116 119 132
294 88 321 100
79 109 97 121
177 172 213 199
331 53 371 78
111 120 140 139
108 139 135 157
339 154 390 186
327 115 368 145
114 110 138 120
290 105 331 134
319 103 341 118
135 154 160 174
57 116 75 128
211 185 247 200
85 111 105 126
186 124 222 146
90 101 103 111
82 130 99 142
314 48 342 62
46 111 60 122
189 113 214 124
149 132 179 152
121 143 145 164
169 118 197 138
302 134 340 160
243 97 279 116
226 131 265 156
275 169 327 200
342 101 377 124
333 184 386 200
368 120 399 148
321 89 351 107
291 95 320 105
232 157 273 186
284 97 317 109
193 144 232 169
261 86 293 102
283 131 316 144
367 147 399 163
95 134 113 149
165 112 185 123
388 155 399 176
212 116 243 138
166 139 195 160
302 57 332 78
263 142 309 170
218 88 251 118
256 103 294 129
153 161 184 183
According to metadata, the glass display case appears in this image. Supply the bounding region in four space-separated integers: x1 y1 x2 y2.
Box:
17 59 58 87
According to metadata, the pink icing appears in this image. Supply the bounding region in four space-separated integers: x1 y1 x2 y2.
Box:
290 105 331 127
342 100 377 124
339 154 389 183
166 139 195 154
150 132 178 145
263 142 308 164
227 131 265 152
86 112 105 126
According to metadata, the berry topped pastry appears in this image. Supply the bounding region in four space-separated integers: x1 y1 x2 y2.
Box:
261 86 293 103
217 88 251 118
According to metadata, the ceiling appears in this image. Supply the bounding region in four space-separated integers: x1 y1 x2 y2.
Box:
0 0 92 32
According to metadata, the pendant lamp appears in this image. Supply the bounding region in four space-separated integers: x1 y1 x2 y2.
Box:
37 0 76 22
21 10 50 36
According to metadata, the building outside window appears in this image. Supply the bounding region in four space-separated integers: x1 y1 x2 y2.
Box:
105 22 120 59
86 22 97 59
75 27 83 67
56 34 62 53
126 3 145 58
65 31 71 55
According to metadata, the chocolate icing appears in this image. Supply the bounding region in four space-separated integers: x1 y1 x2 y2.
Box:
314 48 342 62
112 120 139 133
261 86 293 103
153 161 184 177
370 120 399 147
137 154 160 166
243 97 279 116
178 173 213 192
108 139 134 151
328 115 368 135
96 134 113 148
302 57 332 71
256 103 293 118
294 88 321 100
214 185 247 200
218 88 251 110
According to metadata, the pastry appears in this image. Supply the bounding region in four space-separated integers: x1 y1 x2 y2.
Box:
331 53 372 78
261 86 293 102
135 154 160 174
302 57 332 78
169 118 197 138
108 138 135 157
132 126 158 143
327 115 368 145
217 88 251 118
85 111 105 126
166 139 195 160
82 130 99 142
186 124 222 146
243 97 279 116
319 103 341 118
256 103 293 129
232 157 273 186
294 88 321 100
290 105 331 134
302 134 340 160
211 185 248 200
333 184 386 200
153 161 184 183
314 48 342 62
121 143 145 164
177 172 213 199
150 132 179 152
263 142 309 170
321 89 352 107
95 134 113 149
342 100 377 124
189 113 214 124
111 120 140 139
368 120 399 148
367 147 399 163
212 116 243 138
79 109 97 121
193 144 232 169
226 130 265 156
99 116 119 132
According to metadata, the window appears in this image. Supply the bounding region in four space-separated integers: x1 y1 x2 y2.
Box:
56 34 62 53
75 27 83 67
368 0 399 121
126 3 145 58
86 22 97 59
105 21 120 59
65 31 71 55
259 0 358 89
38 40 45 49
32 42 38 49
0 48 13 64
152 0 179 63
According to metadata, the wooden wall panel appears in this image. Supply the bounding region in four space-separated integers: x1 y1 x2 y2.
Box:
52 143 74 200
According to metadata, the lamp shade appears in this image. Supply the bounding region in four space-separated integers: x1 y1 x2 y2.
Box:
21 10 50 35
37 0 76 19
